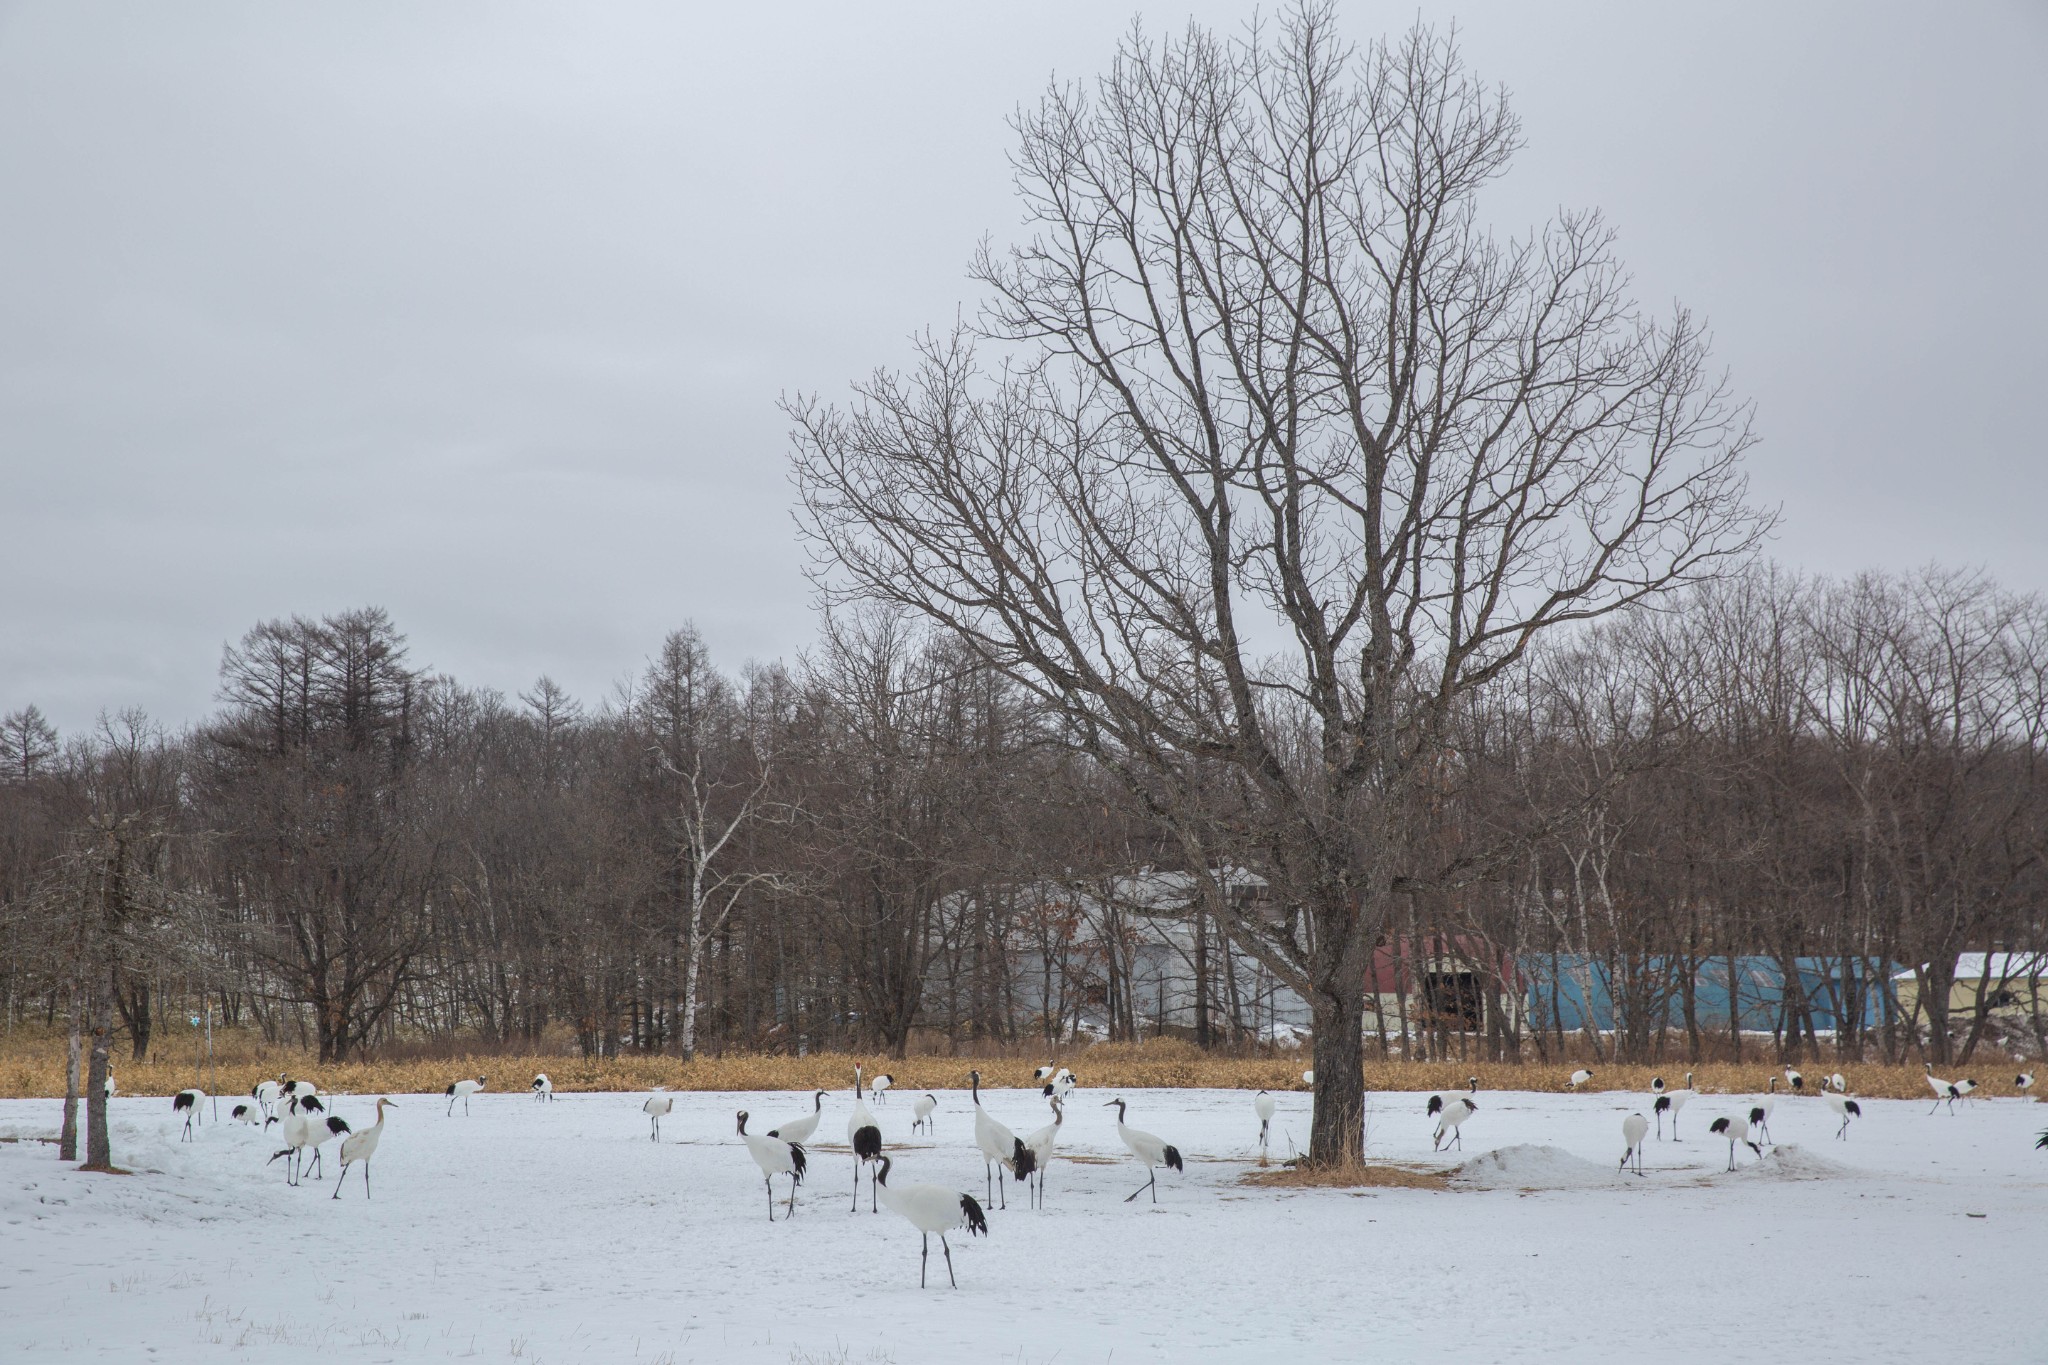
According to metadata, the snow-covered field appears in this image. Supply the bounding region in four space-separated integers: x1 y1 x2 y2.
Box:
2 1083 2041 1364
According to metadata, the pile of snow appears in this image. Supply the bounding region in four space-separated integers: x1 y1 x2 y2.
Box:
1449 1144 1624 1191
1727 1143 1850 1182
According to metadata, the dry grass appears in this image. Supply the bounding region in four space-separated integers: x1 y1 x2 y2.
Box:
1240 1160 1450 1191
0 1028 2025 1101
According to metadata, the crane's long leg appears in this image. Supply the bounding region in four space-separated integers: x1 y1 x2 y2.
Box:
364 1159 372 1198
920 1233 928 1288
851 1160 860 1213
786 1173 797 1217
332 1161 347 1199
942 1233 956 1288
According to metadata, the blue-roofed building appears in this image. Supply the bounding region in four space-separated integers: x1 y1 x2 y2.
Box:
1519 954 1891 1034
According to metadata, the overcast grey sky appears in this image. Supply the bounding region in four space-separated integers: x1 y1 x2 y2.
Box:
3 1 2044 734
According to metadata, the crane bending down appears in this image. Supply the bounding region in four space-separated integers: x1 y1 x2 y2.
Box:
1105 1098 1183 1203
172 1089 205 1141
1708 1115 1761 1171
1925 1064 1963 1115
1620 1112 1649 1177
1653 1074 1696 1140
850 1065 883 1213
968 1069 1035 1210
911 1092 938 1136
531 1074 553 1102
873 1156 987 1288
737 1110 807 1221
1432 1096 1477 1152
332 1098 395 1199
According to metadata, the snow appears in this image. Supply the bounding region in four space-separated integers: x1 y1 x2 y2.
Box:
2 1083 2042 1363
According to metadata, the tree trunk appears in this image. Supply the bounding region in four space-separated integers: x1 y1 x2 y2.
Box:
1307 986 1365 1166
59 985 81 1162
83 996 113 1171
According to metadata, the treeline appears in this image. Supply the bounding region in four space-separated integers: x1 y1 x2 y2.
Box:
1 563 2043 1068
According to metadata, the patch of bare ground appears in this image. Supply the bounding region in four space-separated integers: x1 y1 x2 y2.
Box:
1239 1160 1450 1191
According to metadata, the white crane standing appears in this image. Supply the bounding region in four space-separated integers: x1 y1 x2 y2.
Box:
445 1076 487 1116
1254 1090 1276 1158
1749 1078 1779 1145
172 1088 205 1141
1784 1066 1805 1093
1620 1112 1649 1177
1104 1097 1183 1203
251 1077 281 1121
1924 1063 1963 1114
872 1156 987 1288
644 1089 675 1141
850 1065 883 1213
531 1074 553 1102
869 1073 894 1105
2017 1070 2035 1095
1653 1073 1696 1140
736 1110 807 1221
1022 1097 1063 1208
1823 1088 1862 1140
332 1098 395 1199
968 1069 1035 1210
911 1092 938 1136
767 1090 827 1146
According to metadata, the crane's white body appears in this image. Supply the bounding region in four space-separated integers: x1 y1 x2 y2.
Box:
1709 1114 1761 1170
873 1156 987 1288
445 1076 487 1116
2017 1070 2036 1094
968 1069 1033 1210
911 1092 938 1135
644 1090 675 1140
1749 1078 1778 1144
849 1066 883 1213
172 1088 205 1141
869 1073 894 1104
1106 1098 1182 1203
1432 1096 1477 1151
1254 1089 1276 1154
531 1073 553 1102
251 1078 281 1120
1784 1067 1804 1092
1022 1098 1063 1208
268 1094 349 1184
1823 1089 1862 1140
768 1091 826 1146
736 1110 807 1220
333 1098 394 1199
1620 1112 1649 1176
1567 1069 1594 1090
1827 1072 1848 1093
1654 1073 1696 1140
231 1102 261 1125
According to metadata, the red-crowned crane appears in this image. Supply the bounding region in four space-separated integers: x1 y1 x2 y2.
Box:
767 1090 827 1146
1432 1096 1477 1152
332 1098 395 1199
1824 1088 1862 1140
1427 1078 1479 1118
1567 1069 1595 1090
1708 1114 1761 1171
172 1089 205 1141
445 1076 487 1116
268 1094 350 1184
849 1065 883 1213
1827 1072 1848 1094
2017 1070 2035 1095
1653 1073 1696 1140
531 1074 553 1102
1023 1097 1063 1208
104 1074 117 1099
1749 1078 1779 1145
1925 1064 1962 1115
1255 1090 1276 1157
869 1072 894 1105
736 1110 807 1221
1104 1097 1183 1203
872 1155 987 1288
644 1090 675 1141
968 1069 1035 1209
251 1078 281 1121
230 1102 261 1126
1620 1112 1649 1177
911 1092 938 1136
1784 1066 1805 1093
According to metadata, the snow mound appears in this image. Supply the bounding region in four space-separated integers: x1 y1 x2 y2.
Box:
0 1122 55 1144
1728 1144 1850 1181
1448 1144 1623 1190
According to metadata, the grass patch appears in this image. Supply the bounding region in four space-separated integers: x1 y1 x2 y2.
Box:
1240 1159 1450 1191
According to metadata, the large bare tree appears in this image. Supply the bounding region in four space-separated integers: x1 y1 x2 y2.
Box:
790 6 1766 1162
